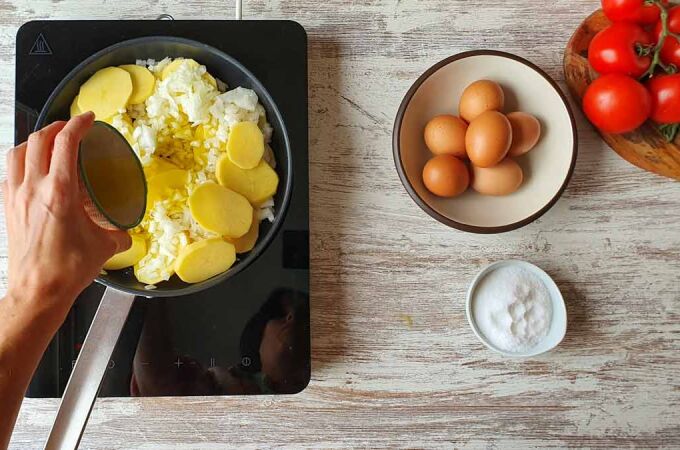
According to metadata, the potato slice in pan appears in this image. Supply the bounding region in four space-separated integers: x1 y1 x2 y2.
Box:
104 235 147 270
161 58 216 87
189 182 253 238
160 58 197 79
216 156 278 206
77 67 132 120
227 212 259 254
175 238 236 283
227 121 264 169
119 64 155 105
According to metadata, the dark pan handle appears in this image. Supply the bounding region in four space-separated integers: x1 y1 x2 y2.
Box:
44 288 135 450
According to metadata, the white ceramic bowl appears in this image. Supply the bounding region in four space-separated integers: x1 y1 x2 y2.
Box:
465 260 567 357
393 50 578 234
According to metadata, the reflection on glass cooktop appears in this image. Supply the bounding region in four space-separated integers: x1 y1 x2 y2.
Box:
18 20 310 397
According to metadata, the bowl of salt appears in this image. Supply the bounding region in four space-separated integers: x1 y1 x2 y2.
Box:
465 260 567 357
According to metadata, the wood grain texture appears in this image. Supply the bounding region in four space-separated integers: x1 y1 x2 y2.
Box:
1 0 680 448
564 9 680 181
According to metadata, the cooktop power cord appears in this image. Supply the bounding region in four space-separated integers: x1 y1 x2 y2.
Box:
236 0 242 20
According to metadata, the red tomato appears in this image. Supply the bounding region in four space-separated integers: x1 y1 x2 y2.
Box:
655 6 680 67
646 74 680 124
602 0 666 24
588 23 652 78
583 74 652 134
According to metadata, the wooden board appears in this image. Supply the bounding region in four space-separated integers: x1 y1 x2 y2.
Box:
2 1 680 449
564 9 680 181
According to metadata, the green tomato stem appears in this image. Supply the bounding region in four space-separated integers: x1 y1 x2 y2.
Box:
642 0 670 79
659 123 680 142
637 1 680 142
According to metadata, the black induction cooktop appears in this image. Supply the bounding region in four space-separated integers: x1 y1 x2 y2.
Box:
17 20 310 397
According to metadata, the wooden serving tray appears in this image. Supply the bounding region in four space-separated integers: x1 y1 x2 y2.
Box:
564 9 680 181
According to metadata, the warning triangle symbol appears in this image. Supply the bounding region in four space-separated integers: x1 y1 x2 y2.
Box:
29 33 52 55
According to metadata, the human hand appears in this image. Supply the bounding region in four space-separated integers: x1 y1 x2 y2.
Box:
2 112 131 310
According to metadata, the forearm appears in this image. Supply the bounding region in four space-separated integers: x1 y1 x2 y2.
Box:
0 112 122 448
0 293 72 450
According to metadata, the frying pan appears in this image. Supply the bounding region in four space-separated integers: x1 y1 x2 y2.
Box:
35 36 293 449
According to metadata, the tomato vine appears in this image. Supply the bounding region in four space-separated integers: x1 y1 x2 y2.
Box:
643 0 680 140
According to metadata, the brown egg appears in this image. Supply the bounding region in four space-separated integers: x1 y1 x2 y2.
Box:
471 158 524 196
422 155 470 198
423 115 468 158
459 80 505 123
507 112 541 157
465 111 512 168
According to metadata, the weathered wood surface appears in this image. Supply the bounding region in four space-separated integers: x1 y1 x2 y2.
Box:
564 9 680 181
1 0 679 448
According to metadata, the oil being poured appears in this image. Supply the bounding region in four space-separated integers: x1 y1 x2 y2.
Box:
79 121 146 230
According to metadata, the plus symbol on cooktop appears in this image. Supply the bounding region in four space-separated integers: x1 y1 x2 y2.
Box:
173 357 183 368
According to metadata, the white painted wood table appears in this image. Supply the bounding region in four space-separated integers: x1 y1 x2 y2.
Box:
2 0 680 448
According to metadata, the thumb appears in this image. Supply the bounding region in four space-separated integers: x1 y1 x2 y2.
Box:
106 229 132 254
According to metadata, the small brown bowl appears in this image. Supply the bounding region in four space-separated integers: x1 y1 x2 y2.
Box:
393 50 578 234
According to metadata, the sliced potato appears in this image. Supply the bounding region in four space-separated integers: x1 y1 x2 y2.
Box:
216 156 279 205
161 58 215 87
104 235 147 270
147 169 189 206
70 95 82 117
189 182 253 238
175 238 236 283
160 58 197 79
227 122 265 169
119 64 155 105
227 212 259 254
77 67 133 119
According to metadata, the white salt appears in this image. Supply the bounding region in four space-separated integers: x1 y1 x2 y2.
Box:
473 265 552 353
